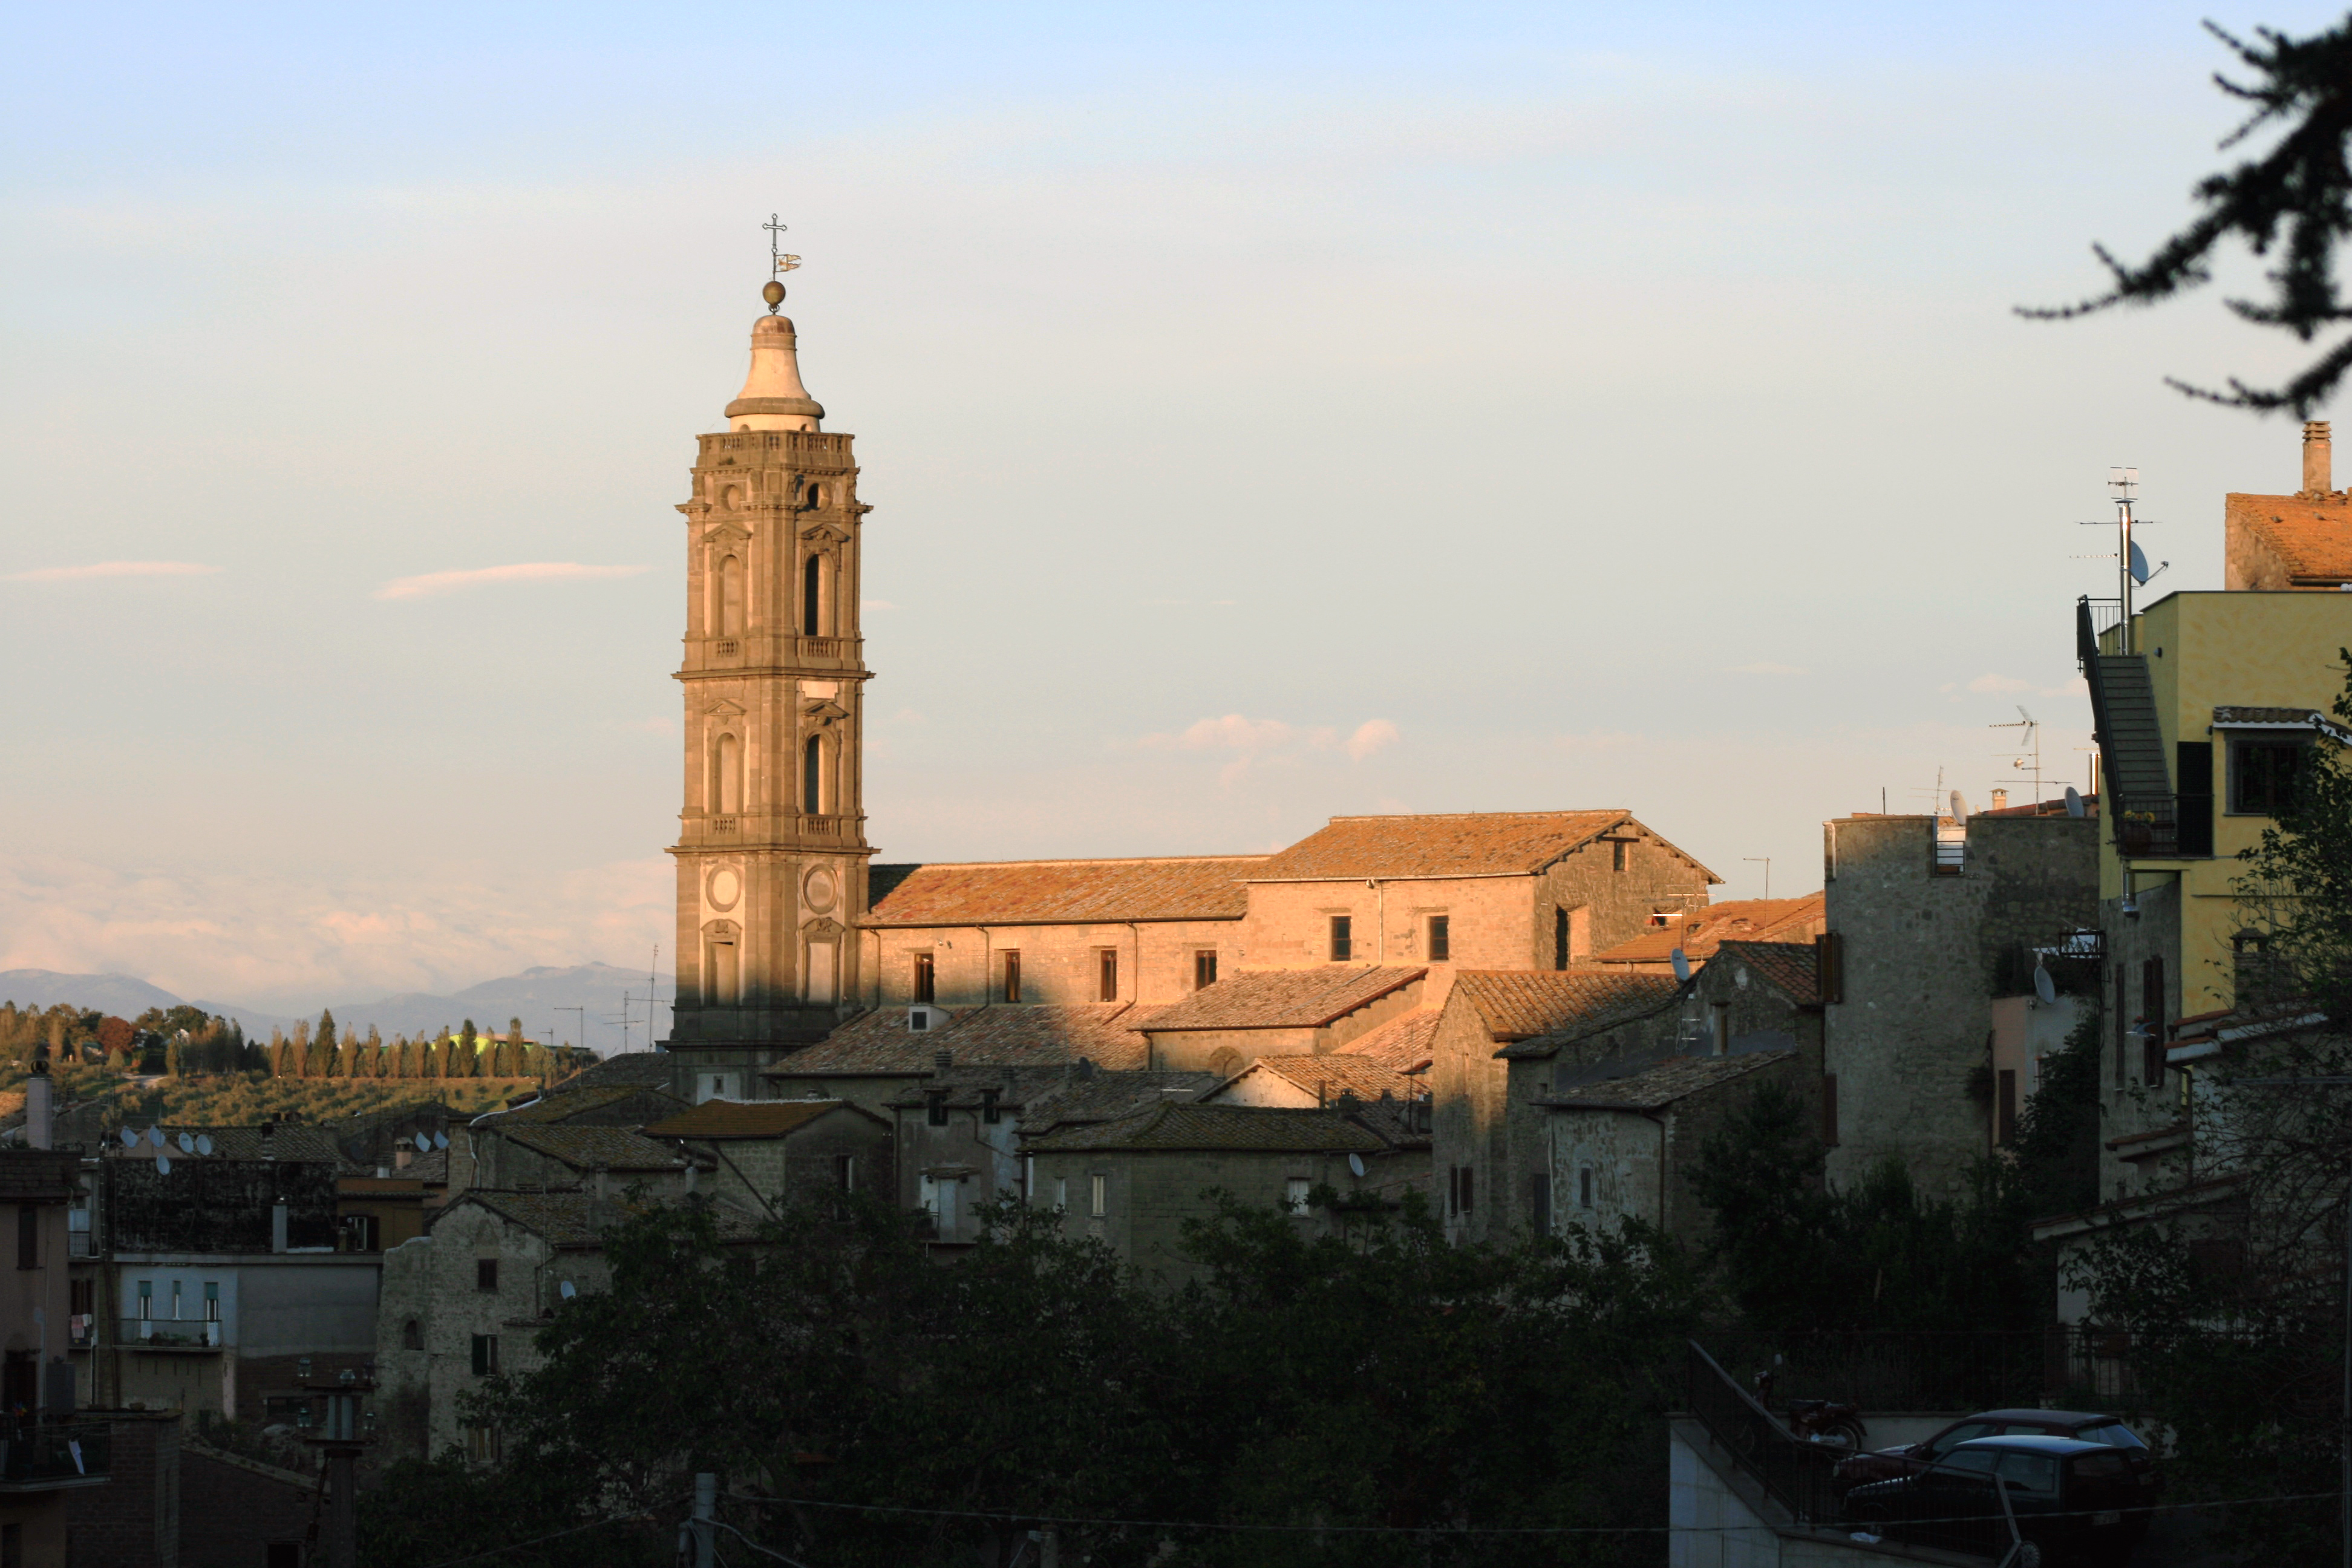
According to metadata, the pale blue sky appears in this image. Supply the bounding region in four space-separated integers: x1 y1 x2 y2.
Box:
2 2 2339 1010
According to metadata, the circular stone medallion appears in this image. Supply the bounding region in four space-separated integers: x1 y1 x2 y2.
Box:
804 866 838 913
708 867 742 911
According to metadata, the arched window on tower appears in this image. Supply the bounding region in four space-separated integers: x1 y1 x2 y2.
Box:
714 733 742 815
804 734 825 815
803 554 823 635
714 554 744 636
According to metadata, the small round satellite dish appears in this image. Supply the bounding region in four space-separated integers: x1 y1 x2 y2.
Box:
1950 790 1972 821
196 1134 213 1155
177 1132 194 1153
119 1128 138 1148
416 1132 433 1152
1670 948 1692 984
1347 1153 1366 1179
146 1125 163 1148
2064 786 2085 818
154 1154 171 1176
434 1132 449 1151
2129 540 2152 586
558 1279 577 1301
2033 964 2058 1007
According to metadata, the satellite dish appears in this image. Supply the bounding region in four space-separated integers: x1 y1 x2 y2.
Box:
415 1132 433 1152
2064 786 2085 818
1950 790 1972 821
154 1155 171 1176
1670 948 1692 984
119 1128 139 1148
176 1132 194 1153
2033 964 2058 1007
146 1125 163 1148
433 1132 449 1151
2128 540 2166 587
1347 1153 1366 1178
559 1280 577 1301
195 1135 213 1155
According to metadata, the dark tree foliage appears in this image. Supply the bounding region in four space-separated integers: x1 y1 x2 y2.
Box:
2024 14 2352 414
2002 1005 2104 1223
359 1189 1704 1568
2239 650 2352 1020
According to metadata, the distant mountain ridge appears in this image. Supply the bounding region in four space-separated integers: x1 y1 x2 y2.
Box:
0 964 674 1056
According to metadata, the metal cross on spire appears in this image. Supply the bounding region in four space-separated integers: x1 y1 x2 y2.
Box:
765 213 801 278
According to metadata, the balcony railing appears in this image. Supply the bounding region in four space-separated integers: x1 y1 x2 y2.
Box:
0 1421 111 1489
122 1317 223 1351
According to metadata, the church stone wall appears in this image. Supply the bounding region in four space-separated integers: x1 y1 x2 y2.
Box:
865 920 1240 1009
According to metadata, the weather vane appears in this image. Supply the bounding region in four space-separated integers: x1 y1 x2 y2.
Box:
762 213 800 313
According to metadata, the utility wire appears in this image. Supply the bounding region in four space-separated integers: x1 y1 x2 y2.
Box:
714 1518 815 1567
727 1487 2347 1537
416 1498 681 1567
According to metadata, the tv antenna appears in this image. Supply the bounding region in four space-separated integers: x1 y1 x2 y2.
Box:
1990 705 2046 806
1743 857 1771 899
2076 467 2166 652
762 214 801 313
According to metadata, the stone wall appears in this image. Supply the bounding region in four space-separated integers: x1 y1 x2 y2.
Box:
178 1446 314 1568
867 919 1238 1010
65 1410 180 1568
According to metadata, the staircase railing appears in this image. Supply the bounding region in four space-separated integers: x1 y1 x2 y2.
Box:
1683 1340 1847 1527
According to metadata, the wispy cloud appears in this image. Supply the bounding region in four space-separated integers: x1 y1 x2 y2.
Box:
1138 714 1401 787
1345 719 1399 761
2 561 221 583
374 562 650 601
1143 714 1296 753
1965 673 2034 693
1728 661 1806 676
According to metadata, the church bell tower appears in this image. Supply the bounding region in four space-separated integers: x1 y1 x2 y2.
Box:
664 272 872 1094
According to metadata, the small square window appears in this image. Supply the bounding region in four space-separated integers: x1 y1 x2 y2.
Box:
1329 915 1353 962
2229 733 2308 815
475 1258 498 1293
1284 1178 1312 1215
1426 915 1449 962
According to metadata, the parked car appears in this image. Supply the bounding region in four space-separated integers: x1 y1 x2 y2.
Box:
1843 1434 2157 1564
1835 1407 2151 1485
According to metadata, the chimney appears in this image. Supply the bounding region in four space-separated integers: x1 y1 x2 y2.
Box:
24 1058 52 1151
2306 420 2332 495
933 1050 953 1079
1990 788 2008 811
593 1165 610 1203
270 1200 289 1254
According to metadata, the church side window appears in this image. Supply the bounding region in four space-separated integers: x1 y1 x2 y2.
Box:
714 554 744 636
1427 915 1449 961
912 953 936 1004
1328 916 1352 962
1192 951 1217 991
803 735 825 814
803 555 823 636
1097 949 1119 1002
1002 951 1021 1004
713 734 742 815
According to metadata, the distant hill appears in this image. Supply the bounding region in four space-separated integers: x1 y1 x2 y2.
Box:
0 962 673 1057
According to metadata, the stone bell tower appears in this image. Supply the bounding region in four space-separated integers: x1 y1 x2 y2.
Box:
664 286 873 1095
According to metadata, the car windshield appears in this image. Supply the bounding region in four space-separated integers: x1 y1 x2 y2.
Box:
2077 1421 2147 1449
1942 1449 2001 1475
1928 1422 1998 1455
1994 1453 2059 1494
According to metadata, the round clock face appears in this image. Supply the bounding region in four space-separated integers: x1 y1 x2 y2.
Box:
708 867 742 911
804 866 838 913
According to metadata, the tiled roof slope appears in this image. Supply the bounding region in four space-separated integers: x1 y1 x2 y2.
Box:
451 1191 766 1248
1339 1009 1440 1072
1025 1102 1390 1154
1019 1071 1221 1132
644 1100 874 1138
864 857 1264 926
1539 1050 1792 1111
2227 492 2352 583
1233 1056 1423 1103
1452 971 1682 1042
108 1125 344 1164
552 1052 677 1094
1142 967 1424 1032
1713 941 1821 1007
1590 893 1824 967
493 1125 687 1172
1247 812 1636 881
498 1085 686 1124
0 1150 78 1200
769 1004 1148 1076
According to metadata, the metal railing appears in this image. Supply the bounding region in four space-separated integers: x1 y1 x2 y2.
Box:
1684 1340 1849 1527
1702 1328 2153 1414
0 1421 110 1485
122 1317 223 1350
2079 596 2125 662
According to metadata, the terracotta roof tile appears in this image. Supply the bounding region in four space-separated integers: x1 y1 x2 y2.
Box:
768 1004 1148 1077
1451 970 1683 1042
865 857 1263 926
2228 491 2352 583
1590 893 1824 967
1023 1101 1391 1154
1247 811 1650 881
0 1151 77 1201
1338 1009 1440 1072
552 1052 678 1093
497 1085 686 1124
1538 1050 1792 1111
1141 967 1424 1032
643 1100 877 1139
1225 1055 1423 1103
446 1191 766 1249
1714 941 1821 1007
491 1125 688 1172
1018 1071 1221 1131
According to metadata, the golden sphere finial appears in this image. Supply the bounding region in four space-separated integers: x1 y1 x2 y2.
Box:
762 279 786 313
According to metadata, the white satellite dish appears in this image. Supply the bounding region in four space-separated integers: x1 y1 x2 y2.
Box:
1670 948 1692 984
433 1132 449 1151
2033 964 2058 1007
2065 786 2085 818
2128 541 2167 587
119 1128 138 1148
1347 1153 1366 1178
415 1132 433 1152
155 1154 171 1176
177 1132 194 1153
558 1279 577 1301
195 1134 213 1155
1950 790 1972 821
146 1125 163 1148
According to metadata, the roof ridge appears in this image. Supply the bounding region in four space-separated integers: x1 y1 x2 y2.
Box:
1321 809 1630 822
873 854 1270 869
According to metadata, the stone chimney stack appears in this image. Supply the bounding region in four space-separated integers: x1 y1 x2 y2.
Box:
2305 420 2332 495
24 1049 52 1150
1990 788 2009 812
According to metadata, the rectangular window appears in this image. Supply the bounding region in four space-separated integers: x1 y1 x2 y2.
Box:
926 1091 949 1128
1194 950 1218 991
2175 740 2215 855
2229 733 2308 815
1612 838 1628 872
912 952 936 1004
465 1425 501 1465
2142 956 2167 1087
1427 915 1450 962
1001 950 1021 1004
981 1089 1001 1125
1528 1172 1550 1235
68 1279 92 1317
137 1280 151 1319
1329 915 1353 962
1815 932 1844 1004
2115 967 2129 1088
1284 1177 1312 1215
15 1206 33 1270
1097 949 1119 1002
1454 1165 1474 1215
1054 1177 1068 1212
470 1333 498 1376
1996 1068 2018 1146
1822 1074 1840 1147
1089 1174 1108 1218
1554 907 1569 970
1578 1167 1595 1209
1710 1003 1731 1056
834 1154 856 1194
476 1258 499 1293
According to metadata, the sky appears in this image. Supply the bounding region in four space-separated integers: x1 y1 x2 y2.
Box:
2 1 2342 1013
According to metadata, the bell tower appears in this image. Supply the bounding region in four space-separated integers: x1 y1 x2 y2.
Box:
664 269 872 1095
